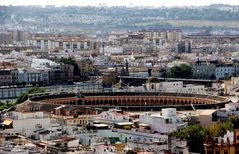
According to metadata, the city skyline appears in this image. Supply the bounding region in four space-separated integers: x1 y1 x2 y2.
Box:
1 0 239 7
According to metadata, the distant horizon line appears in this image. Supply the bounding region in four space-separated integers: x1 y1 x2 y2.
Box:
0 3 239 8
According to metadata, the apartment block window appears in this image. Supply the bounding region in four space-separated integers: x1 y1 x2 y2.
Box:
73 44 77 49
80 43 84 49
66 44 70 49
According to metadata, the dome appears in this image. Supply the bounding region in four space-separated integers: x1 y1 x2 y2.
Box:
146 77 160 83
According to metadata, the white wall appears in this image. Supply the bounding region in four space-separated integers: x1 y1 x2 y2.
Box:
161 81 183 92
139 113 187 133
67 139 79 148
12 118 51 132
100 109 129 122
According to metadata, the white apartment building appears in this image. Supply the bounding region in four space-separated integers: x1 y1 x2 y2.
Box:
11 68 49 84
27 38 98 50
100 46 123 55
100 109 130 122
140 29 182 41
146 77 205 94
217 103 239 120
143 37 165 46
3 111 51 136
17 68 28 83
139 108 188 133
27 39 59 50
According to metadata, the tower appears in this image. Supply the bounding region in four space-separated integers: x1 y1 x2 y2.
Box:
125 59 129 76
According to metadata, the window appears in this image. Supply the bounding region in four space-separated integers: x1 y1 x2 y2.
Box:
151 84 154 89
73 44 77 49
66 44 70 49
237 135 239 140
165 119 169 124
80 43 84 49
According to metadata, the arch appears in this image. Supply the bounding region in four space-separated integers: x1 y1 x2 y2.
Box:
95 100 100 105
181 100 185 105
86 100 91 105
163 99 167 105
112 99 117 106
28 92 230 112
172 99 176 105
109 99 113 106
99 99 104 105
77 99 82 105
104 99 109 105
151 84 154 90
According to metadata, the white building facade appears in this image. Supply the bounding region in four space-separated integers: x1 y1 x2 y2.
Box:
139 108 188 133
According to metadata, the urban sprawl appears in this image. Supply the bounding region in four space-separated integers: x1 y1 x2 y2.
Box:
1 16 239 154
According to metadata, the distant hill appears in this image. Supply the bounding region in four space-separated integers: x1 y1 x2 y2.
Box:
1 5 239 32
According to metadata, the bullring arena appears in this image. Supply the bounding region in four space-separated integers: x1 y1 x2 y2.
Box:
16 92 231 112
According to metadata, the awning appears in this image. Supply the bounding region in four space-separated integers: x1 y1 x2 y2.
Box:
2 120 12 126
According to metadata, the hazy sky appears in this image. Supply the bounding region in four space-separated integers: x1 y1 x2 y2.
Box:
0 0 239 7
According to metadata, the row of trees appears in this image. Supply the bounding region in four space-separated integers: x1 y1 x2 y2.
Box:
171 116 239 153
162 64 193 79
15 87 44 104
0 87 45 111
0 101 16 111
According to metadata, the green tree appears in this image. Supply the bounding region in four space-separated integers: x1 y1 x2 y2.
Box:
228 116 239 129
206 121 232 138
59 57 80 76
171 124 207 153
169 64 193 78
15 87 44 104
161 71 167 79
171 120 235 153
